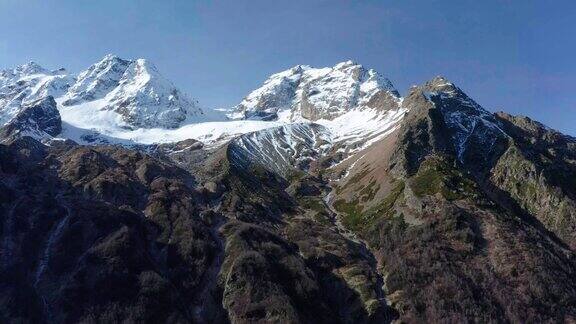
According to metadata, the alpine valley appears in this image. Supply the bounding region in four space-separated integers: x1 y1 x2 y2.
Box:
1 55 575 323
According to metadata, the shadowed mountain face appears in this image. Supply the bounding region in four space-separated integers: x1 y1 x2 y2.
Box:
1 64 576 323
0 96 61 142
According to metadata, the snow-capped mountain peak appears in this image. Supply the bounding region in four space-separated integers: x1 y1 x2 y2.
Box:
421 76 508 163
333 59 357 69
101 57 204 129
233 60 400 122
56 54 204 129
1 54 206 136
62 54 131 106
1 57 404 152
13 61 48 76
0 61 74 125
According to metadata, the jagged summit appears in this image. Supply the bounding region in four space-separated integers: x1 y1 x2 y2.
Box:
62 54 131 105
333 59 357 68
427 75 452 85
233 60 400 121
422 76 496 124
0 54 205 131
61 54 205 129
13 61 47 75
103 57 204 128
0 62 74 125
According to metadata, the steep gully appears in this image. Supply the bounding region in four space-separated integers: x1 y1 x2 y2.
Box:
191 198 227 323
323 187 395 319
34 195 72 323
191 218 226 323
1 197 24 268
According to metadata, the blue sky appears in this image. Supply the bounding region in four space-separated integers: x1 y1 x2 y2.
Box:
0 0 574 134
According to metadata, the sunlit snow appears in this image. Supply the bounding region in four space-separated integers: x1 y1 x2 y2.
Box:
2 56 409 152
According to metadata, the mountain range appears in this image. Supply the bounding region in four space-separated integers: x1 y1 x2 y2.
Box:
1 55 575 323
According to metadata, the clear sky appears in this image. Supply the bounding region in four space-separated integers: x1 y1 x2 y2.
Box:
0 0 574 135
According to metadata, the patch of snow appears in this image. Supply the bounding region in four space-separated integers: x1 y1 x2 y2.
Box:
341 153 367 179
229 123 331 176
317 106 406 153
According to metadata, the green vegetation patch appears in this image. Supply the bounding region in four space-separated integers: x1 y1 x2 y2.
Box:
334 198 363 231
347 166 371 184
364 181 405 220
359 180 380 202
296 196 332 225
410 157 476 201
334 180 406 233
336 166 372 194
298 197 325 213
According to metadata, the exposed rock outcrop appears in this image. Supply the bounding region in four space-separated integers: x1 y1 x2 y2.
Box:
0 96 62 142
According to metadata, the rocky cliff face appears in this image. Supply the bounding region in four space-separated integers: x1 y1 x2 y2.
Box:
489 113 576 249
1 59 575 323
0 96 62 142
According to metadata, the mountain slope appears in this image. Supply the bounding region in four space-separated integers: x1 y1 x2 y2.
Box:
1 58 575 323
326 77 576 322
228 123 331 178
